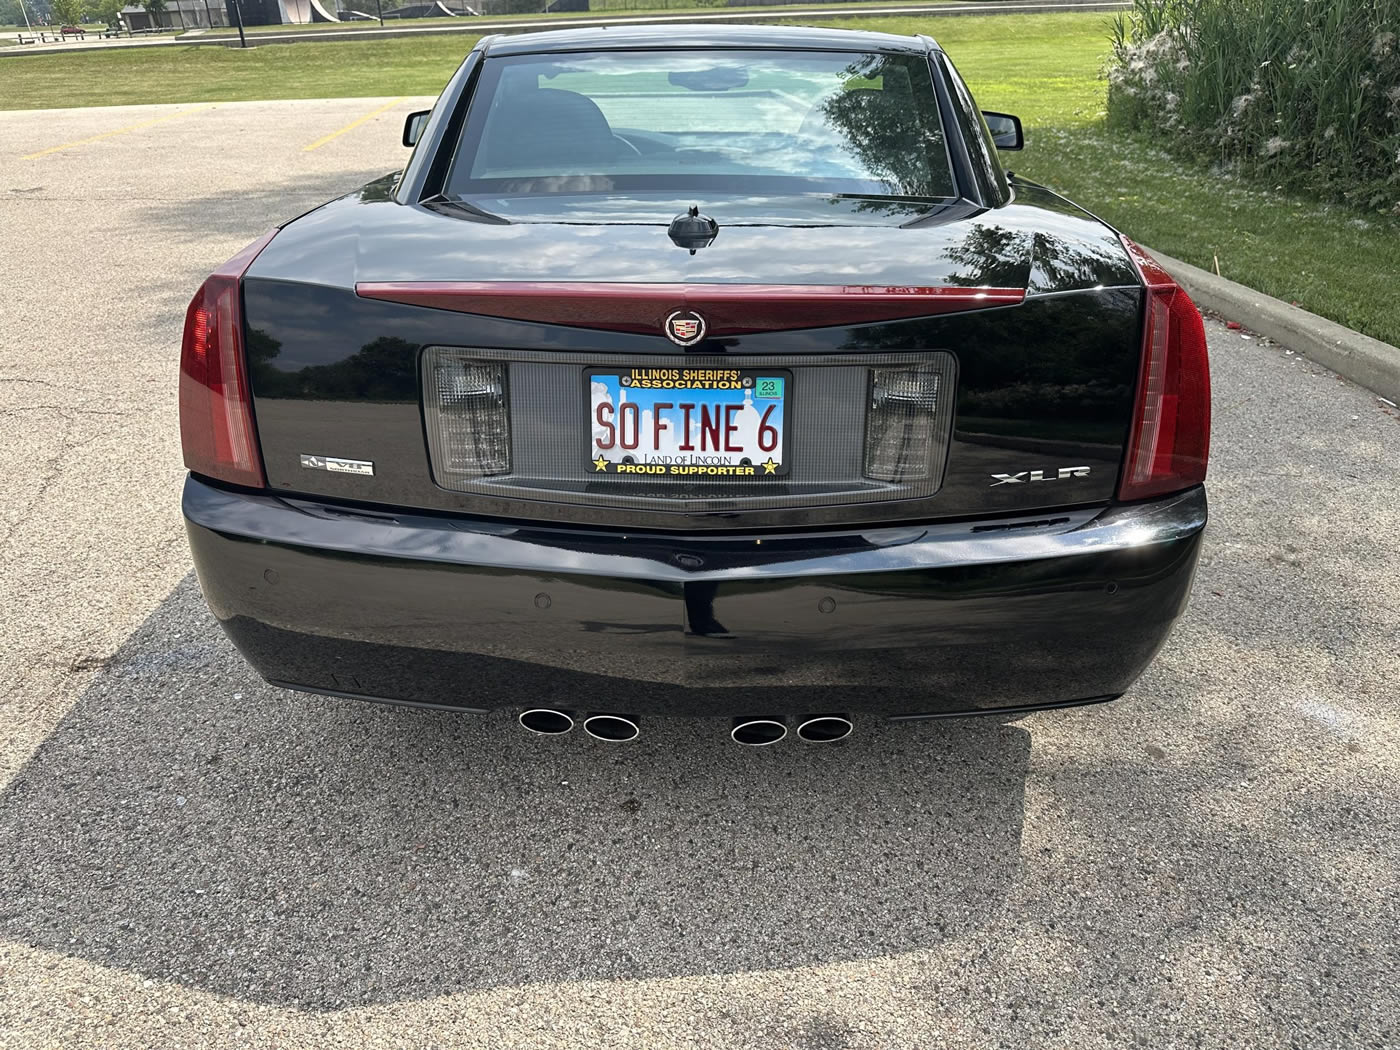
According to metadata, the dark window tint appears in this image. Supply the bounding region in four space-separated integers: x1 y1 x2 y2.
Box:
446 49 956 199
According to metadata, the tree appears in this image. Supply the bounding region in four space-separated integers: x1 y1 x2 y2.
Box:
142 0 165 24
91 0 123 23
49 0 85 23
2 0 48 21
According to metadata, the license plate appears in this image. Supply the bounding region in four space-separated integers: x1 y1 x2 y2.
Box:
587 367 790 479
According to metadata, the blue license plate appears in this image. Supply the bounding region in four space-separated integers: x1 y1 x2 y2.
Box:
587 367 790 479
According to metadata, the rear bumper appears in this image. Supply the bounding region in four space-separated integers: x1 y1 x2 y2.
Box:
183 477 1206 718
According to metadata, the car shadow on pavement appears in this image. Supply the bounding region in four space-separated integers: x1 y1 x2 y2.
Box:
110 169 401 341
0 573 1030 1010
132 168 401 245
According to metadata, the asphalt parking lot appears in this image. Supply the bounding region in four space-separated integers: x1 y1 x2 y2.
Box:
1 99 1398 1049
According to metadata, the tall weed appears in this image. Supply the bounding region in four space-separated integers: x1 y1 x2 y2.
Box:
1106 0 1400 212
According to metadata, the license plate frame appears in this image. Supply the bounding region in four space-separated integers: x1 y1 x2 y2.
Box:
585 366 792 480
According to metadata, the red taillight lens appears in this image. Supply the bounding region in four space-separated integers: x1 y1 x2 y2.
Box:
1118 238 1211 501
179 233 275 487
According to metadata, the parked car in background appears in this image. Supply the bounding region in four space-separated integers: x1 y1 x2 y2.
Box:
180 26 1210 745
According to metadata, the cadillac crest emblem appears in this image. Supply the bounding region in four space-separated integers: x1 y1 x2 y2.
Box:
664 309 706 347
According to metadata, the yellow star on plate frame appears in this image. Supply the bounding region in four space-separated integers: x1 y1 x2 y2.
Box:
762 458 778 474
592 455 610 472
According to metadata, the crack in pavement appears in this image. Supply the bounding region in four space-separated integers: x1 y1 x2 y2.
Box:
0 405 132 417
0 412 107 551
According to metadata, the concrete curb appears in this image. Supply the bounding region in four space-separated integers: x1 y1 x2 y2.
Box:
1149 248 1400 405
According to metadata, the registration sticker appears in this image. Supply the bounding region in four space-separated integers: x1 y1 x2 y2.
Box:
588 367 790 478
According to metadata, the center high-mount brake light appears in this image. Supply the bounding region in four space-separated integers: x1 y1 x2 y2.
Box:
178 231 276 489
1117 237 1211 502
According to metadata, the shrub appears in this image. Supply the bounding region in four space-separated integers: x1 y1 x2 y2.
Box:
1106 0 1400 213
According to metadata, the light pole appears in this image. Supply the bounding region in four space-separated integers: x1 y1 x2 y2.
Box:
17 0 32 30
375 0 382 26
231 0 246 46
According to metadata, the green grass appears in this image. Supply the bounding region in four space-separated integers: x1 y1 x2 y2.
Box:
192 0 955 35
0 10 1101 111
5 8 1397 345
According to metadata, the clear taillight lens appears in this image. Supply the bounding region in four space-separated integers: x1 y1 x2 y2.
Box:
864 366 941 481
179 273 265 488
424 353 510 480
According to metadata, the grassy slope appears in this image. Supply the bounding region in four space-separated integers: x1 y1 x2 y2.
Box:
5 10 1397 343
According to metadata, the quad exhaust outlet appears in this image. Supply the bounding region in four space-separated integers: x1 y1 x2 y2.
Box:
582 713 641 742
796 715 854 743
731 717 788 747
519 708 576 735
520 710 850 743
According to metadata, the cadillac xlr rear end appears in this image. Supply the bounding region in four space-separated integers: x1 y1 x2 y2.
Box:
180 27 1209 735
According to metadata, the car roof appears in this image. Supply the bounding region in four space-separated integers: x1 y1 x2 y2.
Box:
480 23 940 57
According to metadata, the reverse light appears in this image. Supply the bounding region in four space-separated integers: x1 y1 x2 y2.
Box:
864 365 942 482
423 352 511 481
179 232 275 488
1117 237 1211 501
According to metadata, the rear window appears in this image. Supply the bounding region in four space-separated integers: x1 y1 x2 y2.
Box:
445 49 956 199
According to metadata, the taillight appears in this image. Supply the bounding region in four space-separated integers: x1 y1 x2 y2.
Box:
422 352 511 482
1117 237 1211 501
179 232 275 488
864 365 942 481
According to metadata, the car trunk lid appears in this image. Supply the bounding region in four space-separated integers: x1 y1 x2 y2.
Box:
237 180 1150 530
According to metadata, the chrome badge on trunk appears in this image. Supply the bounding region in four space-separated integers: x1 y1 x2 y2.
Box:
301 454 375 476
990 466 1091 486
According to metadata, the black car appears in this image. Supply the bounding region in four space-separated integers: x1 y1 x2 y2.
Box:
180 25 1210 745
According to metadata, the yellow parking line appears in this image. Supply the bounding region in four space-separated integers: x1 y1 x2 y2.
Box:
22 104 216 160
303 97 406 152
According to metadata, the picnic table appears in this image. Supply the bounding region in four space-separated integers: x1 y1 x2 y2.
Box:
14 25 129 43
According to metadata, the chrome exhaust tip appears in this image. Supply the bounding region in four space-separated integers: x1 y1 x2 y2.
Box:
519 708 575 736
730 717 788 747
796 714 853 743
582 713 640 742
